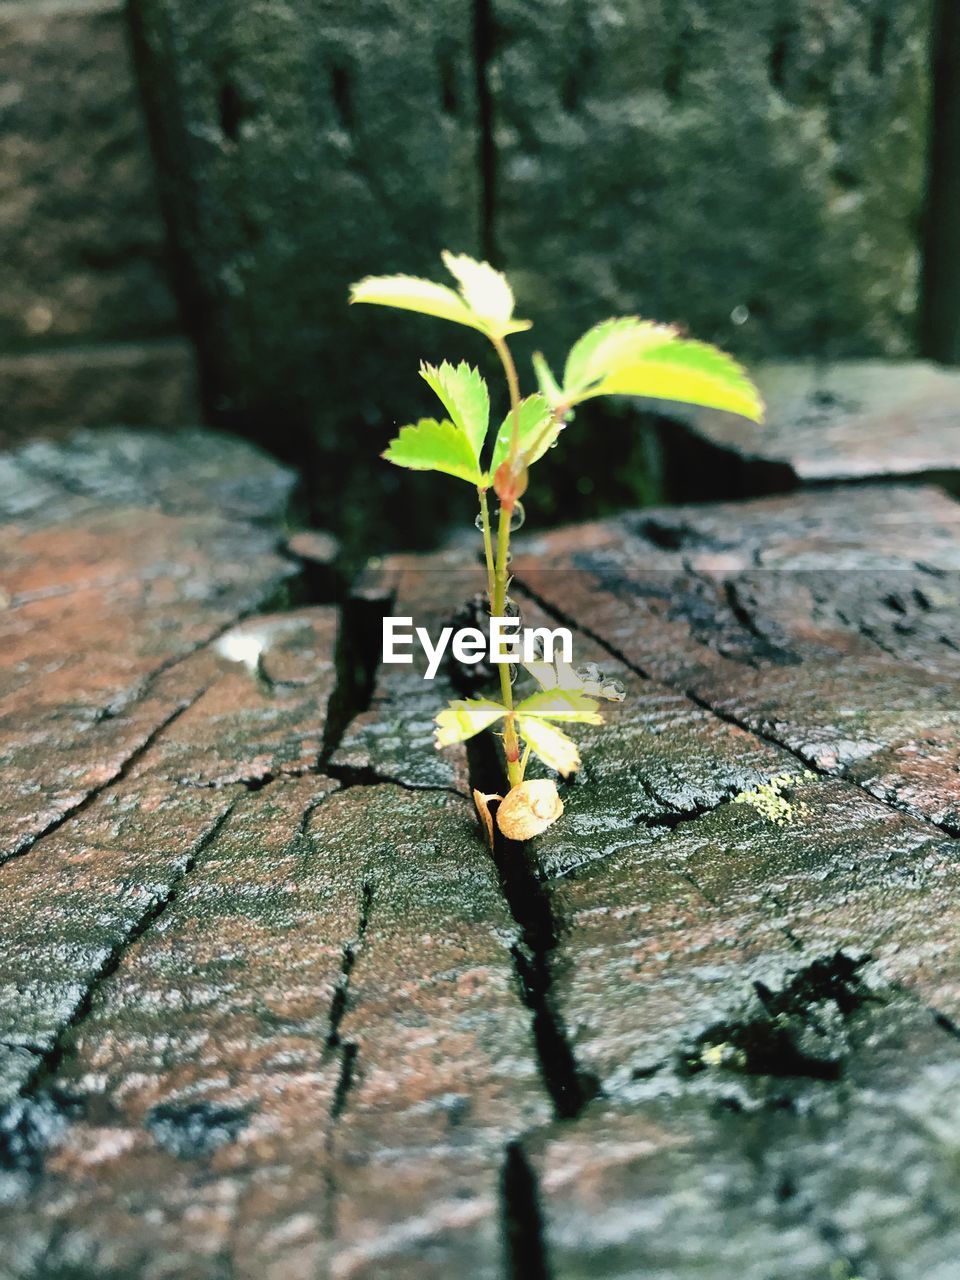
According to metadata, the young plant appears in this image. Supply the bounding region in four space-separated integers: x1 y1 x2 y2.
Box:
349 252 763 840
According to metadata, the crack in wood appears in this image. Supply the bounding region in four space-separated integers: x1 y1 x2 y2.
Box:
501 1140 552 1280
319 590 391 766
324 760 469 800
323 881 373 1243
0 688 206 869
514 574 960 842
466 734 599 1122
930 1008 960 1041
326 881 373 1052
3 799 241 1146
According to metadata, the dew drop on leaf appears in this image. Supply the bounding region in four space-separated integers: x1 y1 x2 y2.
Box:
510 501 526 531
474 512 485 531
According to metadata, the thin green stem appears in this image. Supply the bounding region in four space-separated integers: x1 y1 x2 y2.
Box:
477 488 496 605
491 333 523 465
488 332 525 789
493 499 522 787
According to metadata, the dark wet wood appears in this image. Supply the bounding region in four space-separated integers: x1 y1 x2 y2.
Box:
2 430 960 1278
658 360 960 495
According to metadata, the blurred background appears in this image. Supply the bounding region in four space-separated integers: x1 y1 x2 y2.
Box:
3 0 959 556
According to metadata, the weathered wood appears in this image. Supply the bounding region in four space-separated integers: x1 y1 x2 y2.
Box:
127 0 481 460
330 554 482 795
0 430 299 863
0 341 201 446
506 483 960 1275
0 1 178 352
3 430 960 1278
491 1 931 365
3 784 547 1279
658 360 960 496
516 485 960 833
0 432 547 1278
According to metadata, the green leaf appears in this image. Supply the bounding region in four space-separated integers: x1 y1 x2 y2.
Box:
516 717 582 777
486 394 559 480
521 658 582 691
435 697 508 747
514 688 604 724
383 418 483 486
532 351 563 409
419 361 490 466
583 338 764 422
563 317 678 398
349 253 531 340
556 317 764 423
349 274 483 332
440 251 531 337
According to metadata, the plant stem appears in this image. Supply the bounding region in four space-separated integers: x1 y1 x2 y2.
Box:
488 331 525 789
493 500 522 788
491 334 523 465
477 488 496 605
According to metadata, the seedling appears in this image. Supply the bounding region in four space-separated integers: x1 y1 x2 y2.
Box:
350 252 763 840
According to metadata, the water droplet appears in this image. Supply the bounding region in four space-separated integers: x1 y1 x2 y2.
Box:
549 440 559 449
575 663 603 686
510 501 526 531
600 679 626 702
503 597 520 619
730 304 750 326
474 512 486 531
509 662 519 684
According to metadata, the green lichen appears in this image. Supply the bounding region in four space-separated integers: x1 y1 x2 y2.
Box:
732 771 817 827
699 1042 747 1071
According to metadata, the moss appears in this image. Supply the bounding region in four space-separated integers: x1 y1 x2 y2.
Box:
732 770 817 826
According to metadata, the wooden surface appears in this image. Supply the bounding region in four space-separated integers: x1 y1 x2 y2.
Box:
658 360 960 496
1 430 959 1278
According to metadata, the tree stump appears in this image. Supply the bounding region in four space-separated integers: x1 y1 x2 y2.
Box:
655 360 960 502
1 429 959 1278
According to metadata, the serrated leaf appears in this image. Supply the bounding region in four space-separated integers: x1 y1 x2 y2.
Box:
383 418 483 485
564 317 678 397
521 658 584 691
584 338 764 422
514 688 604 724
521 659 558 690
419 361 490 465
440 251 531 336
532 351 563 409
486 394 559 480
435 698 508 747
350 254 531 340
516 717 582 777
349 274 484 332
